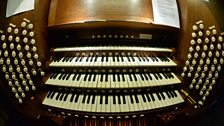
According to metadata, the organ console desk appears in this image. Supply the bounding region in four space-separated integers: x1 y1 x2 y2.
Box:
0 0 224 126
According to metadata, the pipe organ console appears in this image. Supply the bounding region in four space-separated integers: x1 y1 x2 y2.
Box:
0 0 224 126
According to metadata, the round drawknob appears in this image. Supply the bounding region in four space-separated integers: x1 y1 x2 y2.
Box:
215 51 220 57
26 73 31 80
40 71 45 76
19 72 24 79
27 23 33 29
190 39 196 45
0 58 4 65
195 84 200 90
213 58 218 64
205 38 209 43
217 43 222 50
26 52 31 58
6 58 11 65
203 45 208 51
204 91 209 96
181 72 185 77
9 65 13 72
32 86 36 91
220 57 224 64
185 60 190 66
192 32 197 38
201 52 206 58
197 66 202 72
18 87 23 92
22 80 26 85
218 36 223 42
208 86 213 91
30 39 36 44
202 96 206 101
33 53 38 59
16 44 21 51
206 30 210 36
187 54 192 59
21 92 25 98
18 52 23 58
201 85 206 91
2 65 6 72
208 51 212 57
187 72 192 77
189 46 194 52
204 65 208 71
12 73 16 80
29 80 33 85
29 59 34 65
22 30 27 36
23 37 28 43
199 24 204 29
196 45 200 51
2 43 7 49
25 86 29 91
201 72 206 78
5 73 10 80
24 45 30 51
198 31 203 37
215 72 219 78
32 46 37 52
192 59 197 65
199 91 203 95
21 59 26 66
194 52 199 58
32 69 37 75
192 78 197 84
14 58 19 65
211 37 216 42
1 35 6 41
217 64 221 71
195 72 199 78
211 65 215 72
12 87 17 93
189 84 194 89
212 29 217 35
11 51 16 57
10 43 14 50
14 28 19 34
192 25 198 31
18 98 23 104
15 36 20 43
7 27 12 33
8 35 13 41
210 44 214 50
8 80 13 86
23 67 28 73
29 31 35 37
212 78 216 84
4 50 9 57
16 66 21 72
21 21 27 28
37 61 42 67
208 71 213 79
15 93 19 98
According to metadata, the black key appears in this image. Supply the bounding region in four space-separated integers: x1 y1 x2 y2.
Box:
63 93 68 101
166 91 171 99
149 93 155 101
49 74 55 79
52 73 58 79
130 95 134 104
58 73 64 80
147 73 152 80
133 74 138 81
105 95 108 104
74 94 80 103
130 55 135 62
93 74 97 81
83 74 88 81
143 74 148 80
47 91 53 98
172 90 178 97
112 55 115 62
82 94 86 103
69 57 74 62
106 55 109 62
86 95 91 104
62 73 68 80
94 55 98 62
118 95 121 104
59 93 65 101
117 74 120 82
113 95 116 104
162 73 168 79
76 74 82 81
129 74 133 81
91 95 96 104
145 93 151 102
127 55 131 62
105 74 108 82
169 90 175 98
116 55 120 62
88 74 92 81
156 73 162 80
153 73 158 80
62 57 67 62
156 92 161 100
160 92 166 100
100 74 104 82
139 74 144 81
100 95 103 104
134 94 139 103
141 94 146 102
66 74 71 80
56 93 61 100
113 74 116 82
137 56 141 62
70 94 75 102
50 92 56 99
72 74 77 81
121 56 124 62
122 95 126 104
121 74 125 81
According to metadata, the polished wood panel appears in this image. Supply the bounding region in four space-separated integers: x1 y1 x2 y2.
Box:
48 0 153 27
